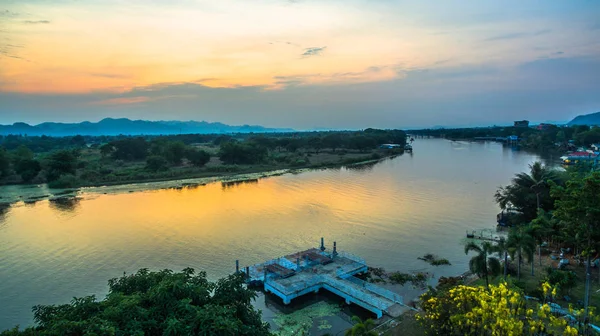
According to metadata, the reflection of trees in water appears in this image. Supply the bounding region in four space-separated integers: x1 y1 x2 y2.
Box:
49 197 81 212
345 162 377 173
502 144 562 166
0 203 11 223
221 179 259 190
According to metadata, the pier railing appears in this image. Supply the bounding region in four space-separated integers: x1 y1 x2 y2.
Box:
337 251 366 265
321 277 391 311
343 276 403 304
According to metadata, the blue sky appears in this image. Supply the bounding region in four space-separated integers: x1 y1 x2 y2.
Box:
1 0 599 128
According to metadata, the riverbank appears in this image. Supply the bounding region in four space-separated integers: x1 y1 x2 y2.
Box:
0 151 401 205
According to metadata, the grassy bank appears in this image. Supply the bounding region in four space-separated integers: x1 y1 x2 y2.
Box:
68 147 398 187
0 148 402 205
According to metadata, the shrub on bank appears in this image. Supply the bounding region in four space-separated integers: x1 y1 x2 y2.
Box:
48 174 81 189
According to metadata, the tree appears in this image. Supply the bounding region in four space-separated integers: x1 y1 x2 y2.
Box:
345 316 376 336
552 171 600 317
186 148 211 167
308 137 324 154
546 268 577 296
99 143 114 158
0 147 10 178
69 135 86 147
348 135 376 152
418 282 589 336
464 241 501 289
1 269 272 335
527 209 556 267
219 141 267 164
213 135 232 146
322 133 343 152
514 162 557 211
146 155 168 172
494 237 510 280
11 145 34 164
110 138 149 161
163 141 187 165
495 162 560 224
44 150 79 182
507 228 536 280
15 159 41 183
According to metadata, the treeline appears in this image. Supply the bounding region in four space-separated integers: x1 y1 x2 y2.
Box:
411 125 600 150
417 163 600 335
0 129 406 188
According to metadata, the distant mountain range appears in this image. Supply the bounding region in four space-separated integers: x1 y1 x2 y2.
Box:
568 111 600 126
0 118 294 136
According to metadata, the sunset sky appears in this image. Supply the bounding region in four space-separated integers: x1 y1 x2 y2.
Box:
1 0 599 129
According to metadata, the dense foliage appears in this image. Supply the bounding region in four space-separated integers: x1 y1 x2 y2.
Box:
0 269 271 336
419 282 594 335
495 162 563 224
0 129 406 187
432 163 600 335
410 125 600 149
464 241 501 288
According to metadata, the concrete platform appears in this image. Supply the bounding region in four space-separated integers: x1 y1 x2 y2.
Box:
240 241 405 318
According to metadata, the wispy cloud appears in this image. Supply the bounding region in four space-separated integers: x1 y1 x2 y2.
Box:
484 32 528 41
23 20 51 24
484 29 550 42
301 46 326 58
0 10 20 18
0 48 29 62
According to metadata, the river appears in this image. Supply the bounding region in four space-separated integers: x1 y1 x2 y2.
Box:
0 139 554 332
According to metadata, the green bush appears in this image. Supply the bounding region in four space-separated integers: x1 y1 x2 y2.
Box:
146 155 169 172
48 174 81 189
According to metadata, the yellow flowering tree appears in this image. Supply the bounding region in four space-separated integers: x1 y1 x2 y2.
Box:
418 282 596 335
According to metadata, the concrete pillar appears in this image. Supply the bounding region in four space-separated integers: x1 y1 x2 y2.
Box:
345 298 351 305
235 260 239 273
333 241 338 257
320 237 325 251
284 298 291 305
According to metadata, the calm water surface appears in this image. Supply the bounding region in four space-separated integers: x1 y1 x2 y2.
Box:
0 139 548 331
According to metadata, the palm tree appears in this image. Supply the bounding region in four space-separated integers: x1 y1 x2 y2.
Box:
511 161 558 220
465 241 502 289
495 162 560 225
345 316 377 336
494 186 513 212
507 228 536 280
494 237 510 280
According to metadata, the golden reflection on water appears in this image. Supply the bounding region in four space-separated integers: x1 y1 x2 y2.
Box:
0 139 544 330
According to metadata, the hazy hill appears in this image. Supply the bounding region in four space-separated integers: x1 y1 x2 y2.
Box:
0 118 294 136
568 111 600 126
